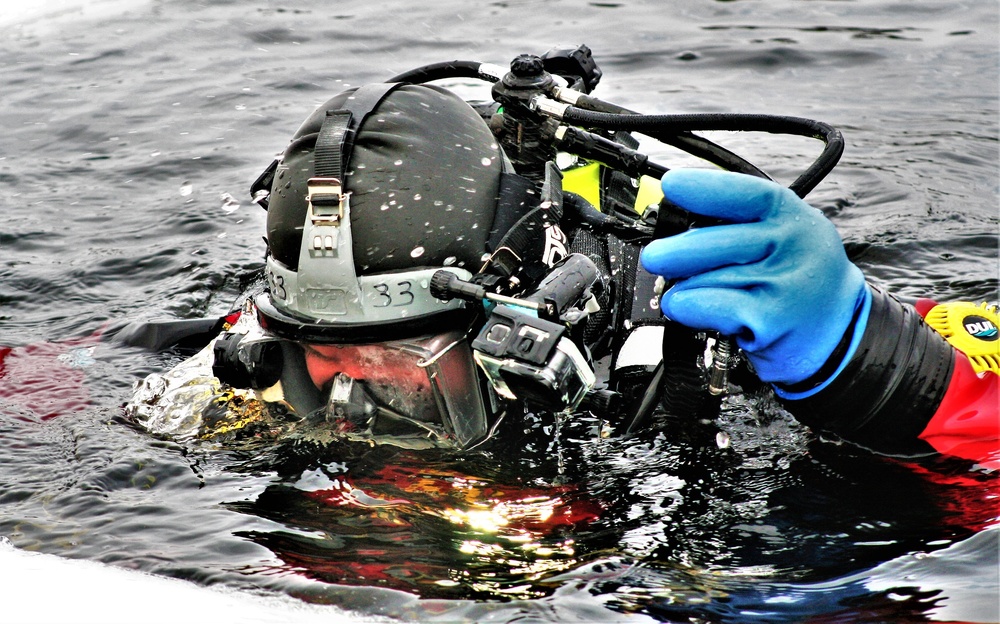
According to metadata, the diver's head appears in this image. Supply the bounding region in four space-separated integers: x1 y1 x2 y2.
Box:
252 83 514 448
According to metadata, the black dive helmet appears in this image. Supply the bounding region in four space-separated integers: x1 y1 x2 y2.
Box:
259 83 505 342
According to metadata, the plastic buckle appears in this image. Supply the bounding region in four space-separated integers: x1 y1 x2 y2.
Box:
307 177 349 224
307 177 350 251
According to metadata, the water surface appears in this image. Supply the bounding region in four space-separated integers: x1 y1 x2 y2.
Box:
0 1 997 622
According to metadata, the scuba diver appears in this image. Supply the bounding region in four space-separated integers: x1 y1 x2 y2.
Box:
121 47 998 470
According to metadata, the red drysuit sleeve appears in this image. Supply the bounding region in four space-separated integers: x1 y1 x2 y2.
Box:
914 298 1000 469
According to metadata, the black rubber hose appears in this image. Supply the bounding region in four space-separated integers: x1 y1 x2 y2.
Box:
564 93 772 181
562 108 844 197
388 60 489 84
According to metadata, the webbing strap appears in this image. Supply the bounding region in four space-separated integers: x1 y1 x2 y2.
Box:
483 162 568 281
313 82 401 180
487 172 537 252
314 110 353 180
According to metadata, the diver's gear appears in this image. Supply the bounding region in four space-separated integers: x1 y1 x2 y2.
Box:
782 285 956 456
472 305 595 412
212 332 283 391
209 311 491 449
244 45 853 442
112 316 232 352
312 330 490 448
432 253 602 413
433 252 602 326
707 337 734 396
923 301 1000 375
641 169 869 387
916 335 999 467
259 84 506 334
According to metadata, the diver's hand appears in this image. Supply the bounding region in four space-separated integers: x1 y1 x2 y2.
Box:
640 169 870 388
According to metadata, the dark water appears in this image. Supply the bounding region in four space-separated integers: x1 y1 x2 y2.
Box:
1 0 997 622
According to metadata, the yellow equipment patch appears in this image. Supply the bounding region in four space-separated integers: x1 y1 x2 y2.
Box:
561 161 663 216
924 301 1000 374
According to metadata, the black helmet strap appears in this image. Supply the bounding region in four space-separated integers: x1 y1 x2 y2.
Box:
249 82 402 210
314 82 402 181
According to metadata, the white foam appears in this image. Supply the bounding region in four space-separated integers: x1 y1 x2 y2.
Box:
0 538 387 624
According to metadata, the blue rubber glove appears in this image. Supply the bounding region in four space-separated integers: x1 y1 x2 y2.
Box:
640 169 871 393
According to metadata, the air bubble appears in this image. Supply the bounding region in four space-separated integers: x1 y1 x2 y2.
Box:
394 159 403 166
443 256 457 266
179 182 193 196
481 157 492 167
716 431 731 449
414 193 422 201
410 246 425 258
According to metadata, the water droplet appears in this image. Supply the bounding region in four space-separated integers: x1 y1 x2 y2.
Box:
380 204 390 211
235 104 246 111
220 192 240 213
433 200 444 207
649 297 660 310
413 193 422 201
443 256 457 266
179 182 193 196
394 159 403 166
481 157 492 167
410 246 425 259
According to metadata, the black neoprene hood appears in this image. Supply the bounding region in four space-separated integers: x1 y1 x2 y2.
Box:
266 84 504 275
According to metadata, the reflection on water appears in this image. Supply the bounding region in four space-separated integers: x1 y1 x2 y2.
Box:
0 0 997 622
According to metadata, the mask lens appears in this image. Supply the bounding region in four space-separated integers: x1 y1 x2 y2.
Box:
302 331 489 448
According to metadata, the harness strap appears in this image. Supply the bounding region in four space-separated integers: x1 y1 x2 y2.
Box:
487 173 536 248
313 82 402 180
483 162 569 281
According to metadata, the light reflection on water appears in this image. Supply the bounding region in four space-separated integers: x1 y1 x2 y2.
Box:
0 0 997 622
